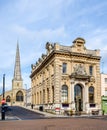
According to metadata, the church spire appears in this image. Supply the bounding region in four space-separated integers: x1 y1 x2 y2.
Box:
13 42 22 80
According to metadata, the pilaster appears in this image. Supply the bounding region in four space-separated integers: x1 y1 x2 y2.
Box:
54 59 61 104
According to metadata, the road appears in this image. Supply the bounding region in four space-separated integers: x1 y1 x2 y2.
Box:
1 106 107 121
0 106 107 130
5 106 45 120
0 118 107 130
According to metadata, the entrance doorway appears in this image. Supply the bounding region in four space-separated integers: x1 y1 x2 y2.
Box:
74 84 83 112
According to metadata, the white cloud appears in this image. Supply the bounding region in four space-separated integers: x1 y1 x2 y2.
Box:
0 0 107 92
86 28 107 49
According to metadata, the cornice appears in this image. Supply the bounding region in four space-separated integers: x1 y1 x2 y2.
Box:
30 50 100 78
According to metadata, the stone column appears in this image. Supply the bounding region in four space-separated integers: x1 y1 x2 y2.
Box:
84 82 89 112
96 63 101 108
69 84 71 104
71 79 75 110
48 65 52 104
54 59 61 109
45 88 47 104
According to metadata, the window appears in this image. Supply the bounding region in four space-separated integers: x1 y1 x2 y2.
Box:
43 89 45 104
52 86 54 103
6 96 11 102
16 91 23 101
17 83 19 86
62 63 67 74
89 66 93 75
105 78 107 84
89 86 94 103
47 88 49 103
105 90 107 96
61 85 68 103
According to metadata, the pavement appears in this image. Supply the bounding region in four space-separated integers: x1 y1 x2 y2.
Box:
0 105 106 121
20 106 70 118
22 106 105 118
0 117 107 130
0 114 18 121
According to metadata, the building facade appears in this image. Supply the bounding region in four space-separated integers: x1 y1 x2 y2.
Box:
3 43 25 106
30 37 101 114
101 73 107 114
25 88 32 107
101 73 107 96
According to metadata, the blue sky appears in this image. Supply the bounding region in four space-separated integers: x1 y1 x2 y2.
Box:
0 0 107 92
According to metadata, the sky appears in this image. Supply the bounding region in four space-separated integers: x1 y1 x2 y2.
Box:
0 0 107 93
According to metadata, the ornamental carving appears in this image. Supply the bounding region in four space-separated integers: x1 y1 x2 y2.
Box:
31 64 35 69
73 64 87 76
36 61 39 66
46 42 54 53
42 54 46 59
89 76 95 83
38 58 42 63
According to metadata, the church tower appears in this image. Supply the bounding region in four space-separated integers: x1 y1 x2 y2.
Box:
2 42 25 106
12 42 23 90
11 42 25 106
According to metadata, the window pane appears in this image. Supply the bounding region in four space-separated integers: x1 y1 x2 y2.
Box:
62 63 67 74
89 86 94 103
105 90 107 96
89 66 93 75
105 78 107 84
61 85 68 102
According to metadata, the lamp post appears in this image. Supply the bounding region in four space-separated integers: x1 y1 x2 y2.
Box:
3 74 5 100
59 65 62 114
25 84 27 107
1 74 5 120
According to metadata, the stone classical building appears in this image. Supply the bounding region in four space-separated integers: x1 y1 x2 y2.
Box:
101 73 107 96
2 43 26 106
30 37 101 114
25 88 32 107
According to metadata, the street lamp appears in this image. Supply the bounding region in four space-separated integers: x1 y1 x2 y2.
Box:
1 74 5 120
3 74 5 100
25 84 27 107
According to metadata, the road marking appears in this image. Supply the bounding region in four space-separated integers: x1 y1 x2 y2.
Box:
14 116 22 120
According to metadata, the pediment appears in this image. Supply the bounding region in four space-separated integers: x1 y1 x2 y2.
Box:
72 37 86 53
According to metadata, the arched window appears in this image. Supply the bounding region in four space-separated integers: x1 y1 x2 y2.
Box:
61 85 68 103
47 88 49 103
6 95 11 102
43 89 45 104
89 86 94 103
16 91 23 101
37 92 39 104
40 91 42 104
52 86 54 103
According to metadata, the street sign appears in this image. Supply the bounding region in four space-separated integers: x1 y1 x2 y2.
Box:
1 99 5 104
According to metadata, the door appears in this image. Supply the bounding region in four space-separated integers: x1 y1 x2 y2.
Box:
74 84 83 111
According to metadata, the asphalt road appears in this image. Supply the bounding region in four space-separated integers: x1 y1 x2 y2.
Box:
1 105 107 121
5 106 45 120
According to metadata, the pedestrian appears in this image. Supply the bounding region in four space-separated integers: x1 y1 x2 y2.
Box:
31 104 33 109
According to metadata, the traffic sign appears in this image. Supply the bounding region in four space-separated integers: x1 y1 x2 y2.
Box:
1 99 5 104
